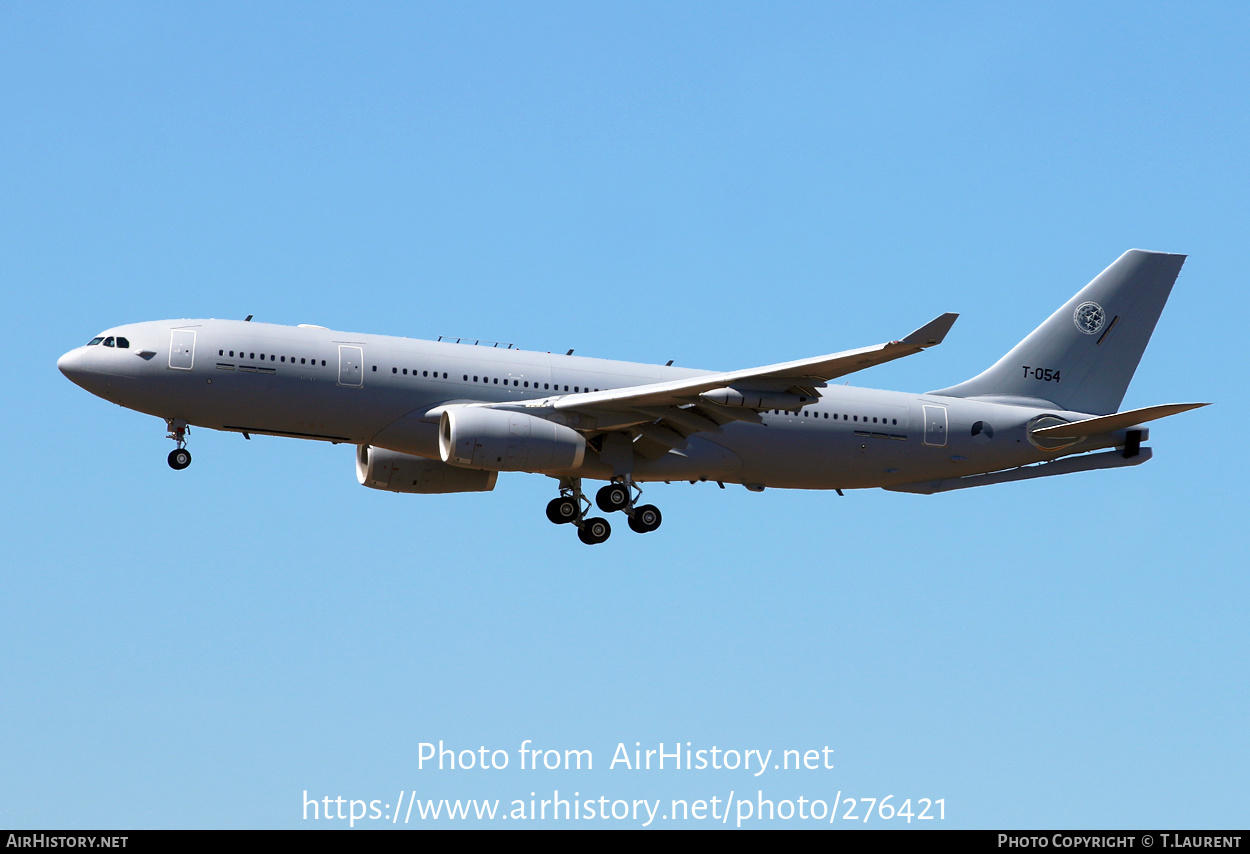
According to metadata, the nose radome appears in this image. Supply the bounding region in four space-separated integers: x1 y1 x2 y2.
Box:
58 349 83 379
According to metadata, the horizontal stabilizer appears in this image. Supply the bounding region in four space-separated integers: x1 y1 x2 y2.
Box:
1030 402 1209 439
886 447 1152 495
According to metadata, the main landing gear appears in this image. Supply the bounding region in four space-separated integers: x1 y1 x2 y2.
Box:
545 477 662 545
166 419 192 470
546 479 611 545
599 479 662 535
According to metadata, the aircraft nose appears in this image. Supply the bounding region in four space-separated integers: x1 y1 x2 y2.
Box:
58 348 86 383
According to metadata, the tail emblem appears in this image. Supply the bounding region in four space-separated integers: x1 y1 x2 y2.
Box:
1074 301 1106 335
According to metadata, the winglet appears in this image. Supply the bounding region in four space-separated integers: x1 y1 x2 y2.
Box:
900 313 958 348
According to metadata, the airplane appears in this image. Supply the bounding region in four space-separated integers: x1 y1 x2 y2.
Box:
58 249 1207 544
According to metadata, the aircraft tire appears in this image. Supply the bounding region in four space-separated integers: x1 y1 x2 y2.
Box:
595 483 629 513
546 497 578 525
628 504 662 534
578 517 611 545
168 449 192 470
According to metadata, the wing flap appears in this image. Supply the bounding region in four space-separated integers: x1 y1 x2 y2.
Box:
635 406 724 434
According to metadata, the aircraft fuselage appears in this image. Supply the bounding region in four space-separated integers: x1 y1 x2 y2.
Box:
58 318 1123 491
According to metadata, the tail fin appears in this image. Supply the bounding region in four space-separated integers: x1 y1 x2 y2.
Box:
930 249 1186 414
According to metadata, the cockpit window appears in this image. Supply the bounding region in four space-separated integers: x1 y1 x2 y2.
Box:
116 337 130 349
103 337 115 347
88 337 104 346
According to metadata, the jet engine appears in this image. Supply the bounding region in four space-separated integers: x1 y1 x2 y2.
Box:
439 406 586 472
356 445 498 494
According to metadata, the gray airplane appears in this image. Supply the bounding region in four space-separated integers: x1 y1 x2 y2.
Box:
59 249 1206 544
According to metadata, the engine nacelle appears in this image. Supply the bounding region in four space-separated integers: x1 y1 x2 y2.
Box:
356 445 498 494
439 406 586 472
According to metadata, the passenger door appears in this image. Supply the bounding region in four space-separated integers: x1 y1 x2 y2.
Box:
169 329 196 370
922 404 948 447
338 345 363 387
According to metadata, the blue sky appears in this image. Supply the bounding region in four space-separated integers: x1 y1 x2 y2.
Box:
2 2 1246 828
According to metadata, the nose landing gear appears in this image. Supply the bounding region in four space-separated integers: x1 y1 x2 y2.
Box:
166 419 192 470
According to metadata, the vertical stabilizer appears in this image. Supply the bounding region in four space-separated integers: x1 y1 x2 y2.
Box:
929 250 1185 415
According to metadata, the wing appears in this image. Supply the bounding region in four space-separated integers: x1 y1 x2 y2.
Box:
514 312 958 459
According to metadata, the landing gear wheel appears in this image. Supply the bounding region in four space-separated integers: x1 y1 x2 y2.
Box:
546 496 579 525
168 448 192 470
596 483 630 513
577 517 612 545
627 504 662 534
